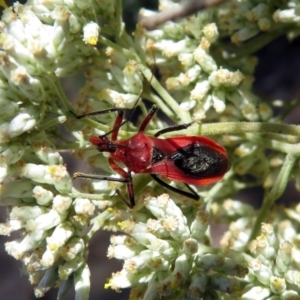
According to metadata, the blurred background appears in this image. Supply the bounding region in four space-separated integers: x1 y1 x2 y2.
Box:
0 0 300 299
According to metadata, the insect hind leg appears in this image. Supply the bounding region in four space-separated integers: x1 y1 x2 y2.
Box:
151 174 200 200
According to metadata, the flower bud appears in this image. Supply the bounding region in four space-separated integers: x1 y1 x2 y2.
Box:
33 186 54 206
194 46 217 73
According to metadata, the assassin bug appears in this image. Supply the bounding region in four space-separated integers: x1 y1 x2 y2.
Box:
73 104 230 208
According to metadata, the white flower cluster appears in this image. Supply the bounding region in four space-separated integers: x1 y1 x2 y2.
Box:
140 1 300 124
106 194 248 299
76 54 144 116
215 200 300 298
142 18 249 121
0 0 107 299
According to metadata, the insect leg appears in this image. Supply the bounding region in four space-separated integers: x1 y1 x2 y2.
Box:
154 122 194 137
70 107 125 120
73 172 130 183
70 108 126 139
111 110 124 141
138 105 158 132
73 172 134 208
151 174 200 200
183 183 200 199
108 158 135 208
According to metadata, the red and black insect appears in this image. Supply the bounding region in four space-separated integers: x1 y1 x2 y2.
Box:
73 105 230 208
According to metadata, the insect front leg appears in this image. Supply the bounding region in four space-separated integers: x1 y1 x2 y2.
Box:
138 105 158 132
108 158 135 208
73 171 135 208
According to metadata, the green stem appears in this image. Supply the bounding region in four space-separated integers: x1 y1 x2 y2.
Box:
249 153 297 242
139 64 191 123
145 92 174 119
50 75 74 112
115 0 123 40
69 191 108 200
38 116 66 132
205 169 234 207
200 122 300 136
245 134 300 154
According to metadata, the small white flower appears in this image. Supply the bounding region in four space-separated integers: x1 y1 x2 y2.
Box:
5 230 48 259
211 88 226 113
52 195 72 214
108 243 137 260
59 256 85 280
178 52 194 67
8 106 39 138
276 241 293 273
190 210 209 242
73 198 95 216
194 46 218 73
241 286 271 299
193 94 212 119
99 88 139 108
166 65 201 90
32 185 53 205
226 90 259 121
83 22 100 46
166 73 190 90
0 219 22 236
74 264 91 299
202 23 219 43
106 270 132 290
273 8 300 23
231 25 260 44
40 247 59 268
26 209 67 232
10 206 48 222
190 80 210 102
59 238 85 261
285 270 300 286
0 143 24 164
187 272 208 299
10 67 45 100
142 275 160 300
234 142 257 157
46 222 74 250
270 276 286 294
246 3 268 22
249 258 272 285
209 68 244 87
31 142 63 165
155 39 190 57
